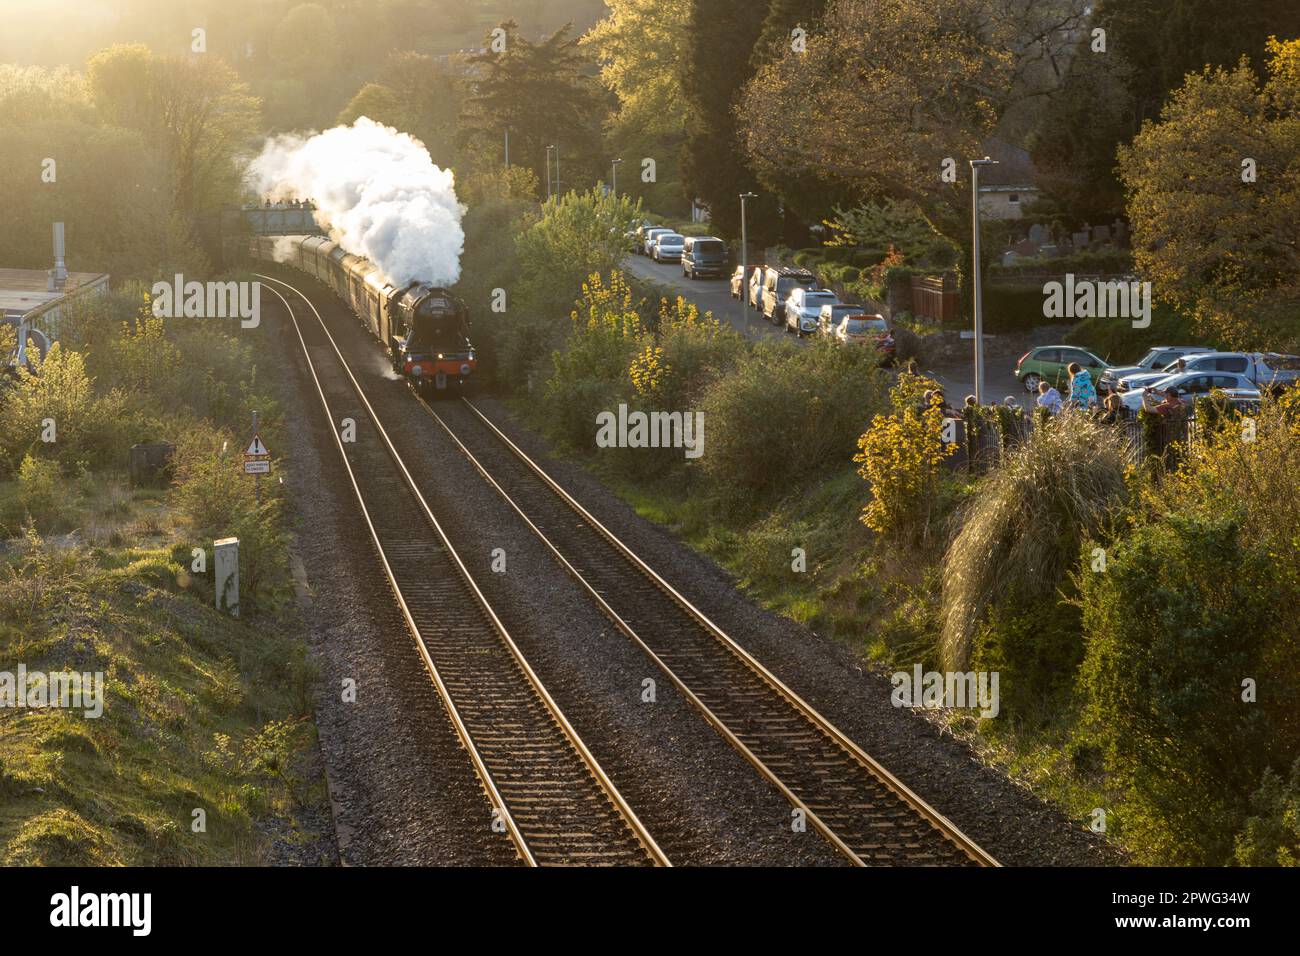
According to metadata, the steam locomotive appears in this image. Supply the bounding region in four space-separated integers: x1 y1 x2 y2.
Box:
250 234 476 395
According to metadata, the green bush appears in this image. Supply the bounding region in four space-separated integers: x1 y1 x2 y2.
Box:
515 187 643 319
0 344 131 477
1078 513 1292 864
171 424 289 611
1234 758 1300 866
697 338 889 503
539 272 648 452
17 455 67 532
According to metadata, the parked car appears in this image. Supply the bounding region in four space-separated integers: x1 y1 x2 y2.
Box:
642 227 673 257
817 303 870 336
784 288 840 335
1098 345 1208 394
1015 345 1109 393
682 236 729 279
731 265 761 300
748 267 765 310
761 266 817 323
652 232 685 263
1118 371 1261 412
834 312 894 358
1116 352 1300 394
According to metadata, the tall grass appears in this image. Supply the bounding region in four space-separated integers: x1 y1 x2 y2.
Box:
940 413 1129 671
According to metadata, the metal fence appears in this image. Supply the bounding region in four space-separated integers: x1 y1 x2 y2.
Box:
944 411 1200 473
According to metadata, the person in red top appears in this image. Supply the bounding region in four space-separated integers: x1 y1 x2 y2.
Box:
1142 385 1186 417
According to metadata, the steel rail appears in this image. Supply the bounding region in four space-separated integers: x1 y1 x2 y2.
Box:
434 396 999 867
260 274 669 867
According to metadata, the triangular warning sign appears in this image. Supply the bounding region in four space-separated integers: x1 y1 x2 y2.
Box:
245 435 269 457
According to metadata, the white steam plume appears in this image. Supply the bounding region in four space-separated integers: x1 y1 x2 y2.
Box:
248 117 465 287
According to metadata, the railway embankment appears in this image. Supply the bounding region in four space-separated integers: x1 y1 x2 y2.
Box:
0 285 333 865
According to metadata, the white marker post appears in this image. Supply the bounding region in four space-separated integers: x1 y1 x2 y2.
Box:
214 537 240 617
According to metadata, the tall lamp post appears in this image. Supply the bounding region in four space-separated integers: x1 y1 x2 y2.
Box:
611 157 622 197
739 191 757 328
546 145 556 200
969 157 998 405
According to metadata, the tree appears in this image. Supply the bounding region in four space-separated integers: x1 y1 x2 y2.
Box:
678 0 771 238
737 0 1087 309
582 0 693 213
337 53 461 168
86 44 260 215
1028 0 1300 223
1118 38 1300 350
460 21 605 194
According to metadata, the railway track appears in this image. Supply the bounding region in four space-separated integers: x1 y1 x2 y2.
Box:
423 398 999 868
259 274 669 867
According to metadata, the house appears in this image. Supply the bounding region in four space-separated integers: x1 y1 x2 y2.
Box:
976 140 1040 221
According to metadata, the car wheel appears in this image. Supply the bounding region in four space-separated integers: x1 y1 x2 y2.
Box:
1022 373 1042 393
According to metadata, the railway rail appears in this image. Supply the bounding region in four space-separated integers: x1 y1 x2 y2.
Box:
422 398 999 868
259 273 669 867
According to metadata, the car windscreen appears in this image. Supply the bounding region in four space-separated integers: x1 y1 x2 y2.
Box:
844 318 886 333
658 235 683 245
803 293 836 306
695 240 726 255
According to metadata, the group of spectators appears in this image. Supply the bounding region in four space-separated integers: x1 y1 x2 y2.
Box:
1032 362 1187 423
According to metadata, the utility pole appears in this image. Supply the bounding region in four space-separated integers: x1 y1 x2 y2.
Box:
969 157 998 406
611 157 622 197
740 192 757 330
555 142 561 196
546 145 555 200
504 129 509 167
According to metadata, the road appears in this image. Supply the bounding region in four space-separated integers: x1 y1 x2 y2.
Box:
622 251 1033 408
623 253 785 344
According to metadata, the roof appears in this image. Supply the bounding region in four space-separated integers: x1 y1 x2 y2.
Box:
0 268 110 320
976 139 1039 189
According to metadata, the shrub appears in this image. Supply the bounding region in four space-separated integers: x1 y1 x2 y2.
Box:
1234 758 1300 866
17 455 66 532
171 424 289 611
698 337 888 503
540 272 648 451
0 344 130 477
940 413 1128 678
1078 512 1292 864
515 187 643 319
854 373 955 542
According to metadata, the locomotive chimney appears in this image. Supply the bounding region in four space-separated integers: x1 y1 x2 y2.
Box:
52 221 68 288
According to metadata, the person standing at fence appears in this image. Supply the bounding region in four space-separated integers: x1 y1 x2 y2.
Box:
1037 380 1064 415
1067 362 1098 409
1098 392 1125 425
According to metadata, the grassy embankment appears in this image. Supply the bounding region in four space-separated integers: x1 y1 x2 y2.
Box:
0 287 329 865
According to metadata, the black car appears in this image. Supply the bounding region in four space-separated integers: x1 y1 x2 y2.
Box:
682 236 729 279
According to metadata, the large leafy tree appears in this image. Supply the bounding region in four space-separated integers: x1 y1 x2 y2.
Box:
679 0 770 239
738 0 1086 305
581 0 693 213
86 44 260 215
1118 38 1300 351
1029 0 1300 222
460 21 605 195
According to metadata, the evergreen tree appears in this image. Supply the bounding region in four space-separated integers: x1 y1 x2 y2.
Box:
460 21 605 194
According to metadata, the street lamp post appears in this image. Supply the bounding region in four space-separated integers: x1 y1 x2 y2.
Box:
611 158 622 197
739 192 757 327
969 157 998 406
546 145 555 200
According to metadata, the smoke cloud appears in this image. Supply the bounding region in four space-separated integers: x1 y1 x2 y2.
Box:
248 117 465 287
